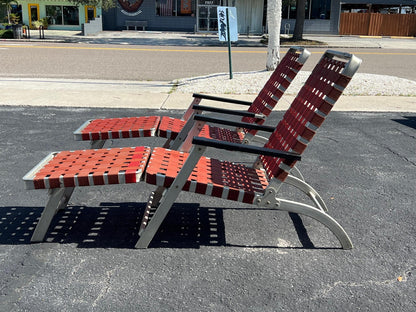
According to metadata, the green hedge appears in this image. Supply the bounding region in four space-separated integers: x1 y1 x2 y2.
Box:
0 29 13 38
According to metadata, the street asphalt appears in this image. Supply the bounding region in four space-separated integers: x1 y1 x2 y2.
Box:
0 31 415 311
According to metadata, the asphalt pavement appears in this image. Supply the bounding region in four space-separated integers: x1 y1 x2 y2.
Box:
0 31 415 311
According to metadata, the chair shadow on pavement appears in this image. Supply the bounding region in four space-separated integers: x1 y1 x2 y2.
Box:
0 204 319 249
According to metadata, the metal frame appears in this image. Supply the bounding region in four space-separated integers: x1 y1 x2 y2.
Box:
24 49 361 250
135 137 352 249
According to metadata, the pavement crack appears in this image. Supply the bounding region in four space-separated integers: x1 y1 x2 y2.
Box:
385 146 416 167
92 269 115 308
312 278 397 300
160 94 171 110
396 127 416 141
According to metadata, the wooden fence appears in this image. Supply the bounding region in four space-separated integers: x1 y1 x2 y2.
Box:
339 13 416 36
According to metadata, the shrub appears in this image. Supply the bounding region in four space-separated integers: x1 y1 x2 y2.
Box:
0 29 13 38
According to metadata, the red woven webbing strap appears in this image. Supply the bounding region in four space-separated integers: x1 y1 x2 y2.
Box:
260 54 352 182
145 147 268 204
157 116 185 139
79 116 160 141
198 125 245 143
241 49 304 134
158 117 245 143
29 147 151 189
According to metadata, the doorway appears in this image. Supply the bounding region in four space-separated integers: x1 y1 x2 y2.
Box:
85 6 96 23
197 0 236 32
198 5 218 32
28 3 39 28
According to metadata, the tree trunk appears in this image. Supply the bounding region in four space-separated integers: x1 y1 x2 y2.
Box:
292 0 305 41
266 0 282 71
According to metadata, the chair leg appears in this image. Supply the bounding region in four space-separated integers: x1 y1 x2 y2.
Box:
277 198 353 249
90 140 106 149
57 187 75 210
31 187 74 242
162 138 172 149
169 117 199 151
150 186 165 208
135 187 179 248
136 145 207 248
290 166 305 181
284 175 328 212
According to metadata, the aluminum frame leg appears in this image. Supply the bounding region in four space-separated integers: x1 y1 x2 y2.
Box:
136 145 207 248
31 187 74 242
284 175 328 212
290 166 305 182
90 140 106 149
277 198 353 249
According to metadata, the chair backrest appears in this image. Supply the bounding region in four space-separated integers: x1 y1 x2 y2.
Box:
241 47 310 135
259 50 362 182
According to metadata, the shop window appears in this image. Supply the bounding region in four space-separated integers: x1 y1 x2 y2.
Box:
156 0 195 16
46 5 79 25
282 0 331 20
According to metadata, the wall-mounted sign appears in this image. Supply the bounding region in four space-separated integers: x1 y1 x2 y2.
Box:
119 0 144 16
181 0 192 14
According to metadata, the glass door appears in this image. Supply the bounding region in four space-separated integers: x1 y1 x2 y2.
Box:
197 0 236 32
197 0 220 32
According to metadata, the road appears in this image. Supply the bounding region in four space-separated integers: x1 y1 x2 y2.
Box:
1 42 416 81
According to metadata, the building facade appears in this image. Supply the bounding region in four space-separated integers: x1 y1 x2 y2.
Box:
18 0 101 31
12 0 415 34
103 0 265 34
282 0 415 34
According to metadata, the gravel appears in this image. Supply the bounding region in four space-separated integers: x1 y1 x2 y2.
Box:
176 71 416 96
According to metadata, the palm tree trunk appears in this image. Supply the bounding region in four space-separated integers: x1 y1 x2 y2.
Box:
293 0 305 41
266 0 282 71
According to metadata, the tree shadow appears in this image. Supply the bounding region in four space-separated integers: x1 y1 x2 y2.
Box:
392 116 416 130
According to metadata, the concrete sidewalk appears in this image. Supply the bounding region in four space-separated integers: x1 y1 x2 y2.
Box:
2 30 415 112
1 77 415 112
7 29 416 49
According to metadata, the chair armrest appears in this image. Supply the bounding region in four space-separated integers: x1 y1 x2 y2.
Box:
192 104 265 119
193 115 275 132
192 137 301 161
193 93 252 106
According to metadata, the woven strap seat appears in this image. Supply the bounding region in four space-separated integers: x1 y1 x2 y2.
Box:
145 147 268 204
24 147 151 190
158 116 245 143
74 116 161 141
198 125 245 143
157 116 186 139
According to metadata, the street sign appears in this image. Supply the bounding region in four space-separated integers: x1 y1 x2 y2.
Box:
217 6 238 42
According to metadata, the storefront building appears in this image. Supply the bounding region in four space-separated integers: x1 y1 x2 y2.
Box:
19 0 100 30
282 0 416 34
103 0 265 34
